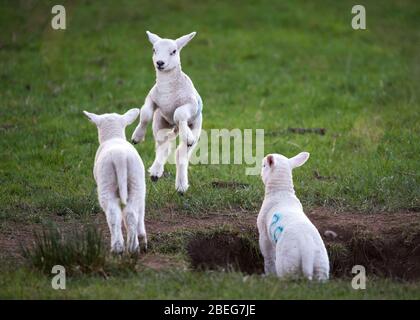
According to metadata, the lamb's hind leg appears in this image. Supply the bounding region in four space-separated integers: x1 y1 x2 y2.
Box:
149 111 175 181
259 231 276 274
123 203 139 253
137 197 147 252
313 251 330 282
175 115 201 193
126 159 147 254
275 239 300 279
100 196 124 254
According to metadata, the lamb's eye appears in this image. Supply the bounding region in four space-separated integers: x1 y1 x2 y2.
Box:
170 49 176 55
153 48 156 54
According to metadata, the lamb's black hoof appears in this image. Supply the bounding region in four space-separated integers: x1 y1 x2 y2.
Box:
151 175 159 182
177 191 184 196
187 143 193 148
111 250 124 257
131 139 138 145
140 245 148 254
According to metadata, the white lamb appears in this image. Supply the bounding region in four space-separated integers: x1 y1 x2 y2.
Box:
83 109 147 254
131 31 202 194
257 152 329 280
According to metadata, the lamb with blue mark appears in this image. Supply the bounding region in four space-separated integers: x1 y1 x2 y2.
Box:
257 152 330 281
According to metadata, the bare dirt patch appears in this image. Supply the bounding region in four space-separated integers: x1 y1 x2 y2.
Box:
1 208 419 279
139 254 186 271
174 209 420 280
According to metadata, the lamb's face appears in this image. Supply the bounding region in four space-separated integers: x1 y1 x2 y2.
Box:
146 31 196 73
261 152 310 186
152 39 180 72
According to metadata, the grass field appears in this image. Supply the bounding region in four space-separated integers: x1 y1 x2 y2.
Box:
1 268 420 299
0 0 420 299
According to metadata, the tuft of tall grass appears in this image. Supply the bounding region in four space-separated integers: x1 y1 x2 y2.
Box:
21 223 107 275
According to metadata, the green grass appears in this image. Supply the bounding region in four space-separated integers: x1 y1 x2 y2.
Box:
1 0 420 299
0 268 419 299
21 223 107 275
0 0 419 221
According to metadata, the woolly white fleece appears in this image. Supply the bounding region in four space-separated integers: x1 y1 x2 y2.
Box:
84 109 147 254
257 152 329 281
131 31 202 193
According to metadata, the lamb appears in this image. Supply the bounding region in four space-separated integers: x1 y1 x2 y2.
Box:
83 108 147 254
257 152 329 281
131 31 203 194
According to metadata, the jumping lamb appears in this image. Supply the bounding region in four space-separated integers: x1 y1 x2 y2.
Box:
257 152 329 280
84 108 147 254
131 31 202 194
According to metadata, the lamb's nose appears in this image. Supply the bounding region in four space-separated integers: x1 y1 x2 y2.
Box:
156 61 164 67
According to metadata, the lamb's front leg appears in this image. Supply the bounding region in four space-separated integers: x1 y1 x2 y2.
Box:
173 103 197 147
131 95 155 144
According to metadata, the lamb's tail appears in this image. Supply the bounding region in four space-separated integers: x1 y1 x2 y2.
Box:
301 236 315 280
114 155 128 206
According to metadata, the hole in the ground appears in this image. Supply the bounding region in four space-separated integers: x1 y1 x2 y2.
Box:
187 231 263 274
187 228 420 280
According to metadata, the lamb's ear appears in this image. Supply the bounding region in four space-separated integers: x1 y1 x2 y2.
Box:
83 111 101 125
289 152 310 169
123 108 140 126
175 32 196 50
267 155 275 167
146 31 161 44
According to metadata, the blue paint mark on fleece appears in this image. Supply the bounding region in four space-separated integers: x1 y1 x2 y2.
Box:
270 212 284 243
189 93 203 123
